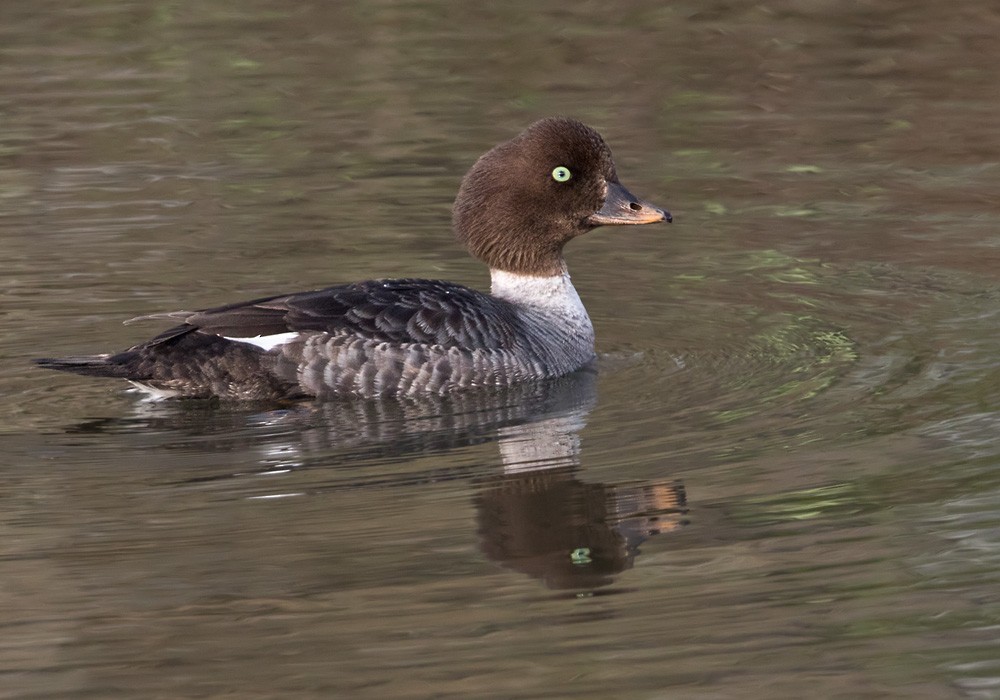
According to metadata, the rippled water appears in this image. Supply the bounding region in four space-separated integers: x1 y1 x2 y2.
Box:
4 1 1000 697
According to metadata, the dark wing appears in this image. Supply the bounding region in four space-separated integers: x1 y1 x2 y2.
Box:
147 279 524 351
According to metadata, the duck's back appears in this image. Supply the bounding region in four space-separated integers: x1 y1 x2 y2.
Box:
38 279 587 400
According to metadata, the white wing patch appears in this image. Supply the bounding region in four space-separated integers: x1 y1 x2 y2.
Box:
222 331 300 351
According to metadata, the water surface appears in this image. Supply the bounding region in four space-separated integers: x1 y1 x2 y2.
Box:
3 1 1000 697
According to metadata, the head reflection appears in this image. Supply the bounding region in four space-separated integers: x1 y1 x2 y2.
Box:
476 468 686 590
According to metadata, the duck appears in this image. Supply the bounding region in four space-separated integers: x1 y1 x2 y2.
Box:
35 117 671 400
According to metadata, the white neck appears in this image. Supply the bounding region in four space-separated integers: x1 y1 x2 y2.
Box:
489 267 596 372
490 267 581 310
491 267 592 335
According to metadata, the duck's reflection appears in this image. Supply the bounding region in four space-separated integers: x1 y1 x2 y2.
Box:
477 467 685 590
294 369 687 590
458 376 687 589
77 369 688 590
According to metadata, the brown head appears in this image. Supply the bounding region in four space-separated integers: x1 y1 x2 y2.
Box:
452 118 670 277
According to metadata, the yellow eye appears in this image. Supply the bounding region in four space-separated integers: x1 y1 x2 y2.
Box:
551 166 572 183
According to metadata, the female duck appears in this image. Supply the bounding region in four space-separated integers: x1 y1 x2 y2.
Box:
36 118 671 399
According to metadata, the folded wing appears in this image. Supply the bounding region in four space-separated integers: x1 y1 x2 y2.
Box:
151 279 523 351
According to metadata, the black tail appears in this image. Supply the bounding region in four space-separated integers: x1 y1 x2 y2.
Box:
35 334 297 399
34 353 139 379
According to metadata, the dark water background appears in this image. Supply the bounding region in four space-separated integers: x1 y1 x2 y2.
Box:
3 1 1000 697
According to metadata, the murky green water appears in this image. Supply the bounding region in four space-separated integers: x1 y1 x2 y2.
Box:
3 1 1000 697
